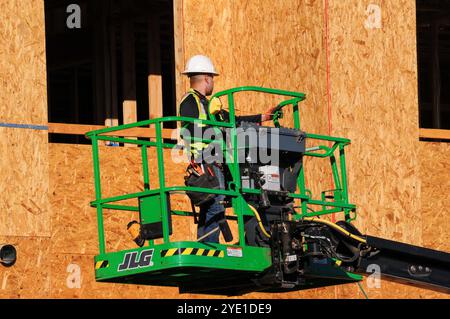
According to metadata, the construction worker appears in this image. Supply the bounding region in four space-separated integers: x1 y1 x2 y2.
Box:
179 55 276 243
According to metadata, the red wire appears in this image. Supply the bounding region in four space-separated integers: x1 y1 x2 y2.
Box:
324 0 335 223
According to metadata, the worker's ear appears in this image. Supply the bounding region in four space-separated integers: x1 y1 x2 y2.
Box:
209 97 223 114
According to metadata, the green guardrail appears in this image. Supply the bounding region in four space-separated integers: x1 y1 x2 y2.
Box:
87 86 357 255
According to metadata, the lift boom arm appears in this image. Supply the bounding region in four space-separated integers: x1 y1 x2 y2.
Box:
357 235 450 291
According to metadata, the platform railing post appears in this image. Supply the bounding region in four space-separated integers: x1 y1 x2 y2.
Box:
293 102 300 130
142 145 150 190
226 93 246 246
339 144 351 220
294 157 308 218
156 121 170 243
330 152 342 201
92 136 106 254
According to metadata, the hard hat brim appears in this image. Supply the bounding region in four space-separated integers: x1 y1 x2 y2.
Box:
182 71 219 76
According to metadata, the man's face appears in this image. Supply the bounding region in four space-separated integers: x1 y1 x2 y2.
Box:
205 75 214 96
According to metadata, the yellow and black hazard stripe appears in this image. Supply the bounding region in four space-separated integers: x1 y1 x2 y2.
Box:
161 248 224 258
95 260 109 269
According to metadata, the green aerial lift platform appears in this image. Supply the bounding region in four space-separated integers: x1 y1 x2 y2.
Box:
86 87 450 295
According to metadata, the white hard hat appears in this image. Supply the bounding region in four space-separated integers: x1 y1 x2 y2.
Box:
182 55 219 76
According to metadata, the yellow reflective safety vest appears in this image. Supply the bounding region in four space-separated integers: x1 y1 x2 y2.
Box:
179 88 209 157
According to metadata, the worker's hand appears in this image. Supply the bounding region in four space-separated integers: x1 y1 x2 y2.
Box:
209 97 223 115
261 106 277 122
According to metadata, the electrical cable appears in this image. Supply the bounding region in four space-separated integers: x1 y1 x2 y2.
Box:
303 233 356 262
357 282 369 299
302 217 367 244
248 204 271 238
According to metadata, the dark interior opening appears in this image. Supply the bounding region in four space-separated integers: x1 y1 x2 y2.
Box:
44 0 176 144
417 0 450 131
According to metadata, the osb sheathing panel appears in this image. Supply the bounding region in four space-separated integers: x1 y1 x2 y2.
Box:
335 279 449 299
182 0 234 93
1 0 447 299
21 114 450 288
0 0 48 124
328 0 448 299
48 142 345 298
328 0 422 244
177 0 338 299
232 0 332 202
0 237 51 298
182 0 331 209
183 0 328 123
50 144 195 255
0 128 49 236
419 143 450 253
44 136 450 300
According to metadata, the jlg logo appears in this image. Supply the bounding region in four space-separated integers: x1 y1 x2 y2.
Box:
118 249 154 272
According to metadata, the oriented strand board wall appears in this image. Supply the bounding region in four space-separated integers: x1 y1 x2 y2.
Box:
419 142 450 253
46 143 340 299
49 143 224 298
182 0 332 210
3 139 447 299
1 0 449 299
0 129 49 236
328 0 422 244
0 236 51 298
179 0 448 299
49 144 195 256
0 1 48 125
336 142 450 300
327 0 439 298
327 0 448 299
47 140 450 300
0 0 49 237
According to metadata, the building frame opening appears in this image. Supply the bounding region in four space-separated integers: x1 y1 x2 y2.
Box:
44 0 176 144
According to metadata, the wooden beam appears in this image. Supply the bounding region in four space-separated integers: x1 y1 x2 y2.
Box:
123 100 137 125
148 13 163 119
49 123 103 134
104 118 119 146
48 123 175 139
419 128 450 140
173 0 186 113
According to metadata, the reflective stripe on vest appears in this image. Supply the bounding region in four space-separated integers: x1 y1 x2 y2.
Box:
179 89 209 156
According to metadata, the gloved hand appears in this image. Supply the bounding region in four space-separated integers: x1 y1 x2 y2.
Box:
262 105 277 122
209 97 223 115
